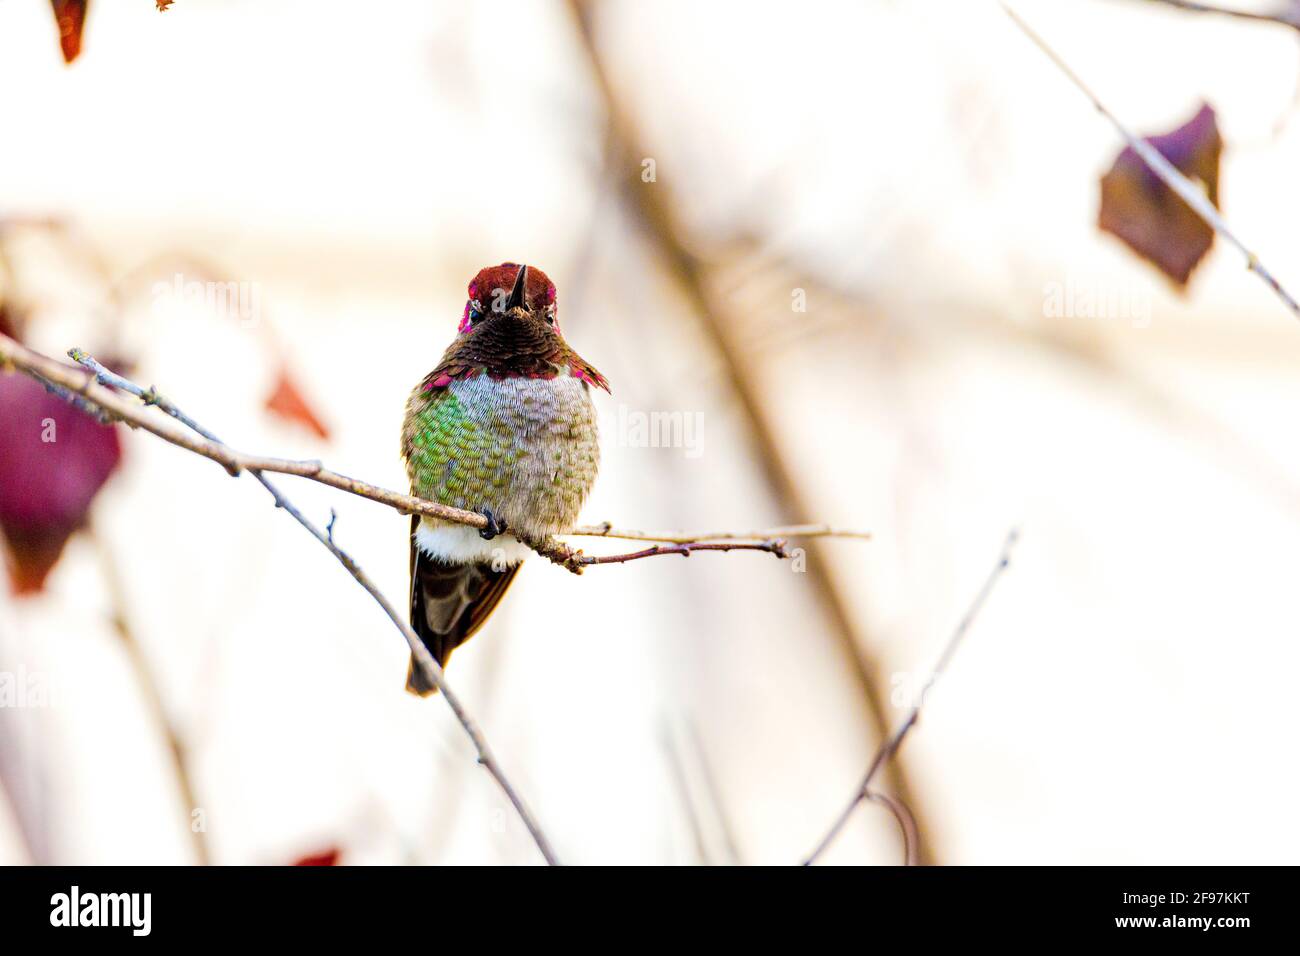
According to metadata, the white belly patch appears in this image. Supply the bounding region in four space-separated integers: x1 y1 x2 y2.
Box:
414 520 533 566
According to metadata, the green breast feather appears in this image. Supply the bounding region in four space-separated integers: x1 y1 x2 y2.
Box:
403 376 599 539
407 391 504 505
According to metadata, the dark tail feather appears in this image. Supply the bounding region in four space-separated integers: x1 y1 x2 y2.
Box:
406 516 521 697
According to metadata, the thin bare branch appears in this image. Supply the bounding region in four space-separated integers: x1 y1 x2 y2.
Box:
1003 2 1300 321
524 535 796 573
567 522 871 544
576 539 788 565
548 522 871 571
803 529 1019 866
1137 0 1300 29
865 791 920 867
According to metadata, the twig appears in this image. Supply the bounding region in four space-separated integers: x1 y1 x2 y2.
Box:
539 524 870 573
1002 2 1300 321
1136 0 1300 29
521 535 794 574
803 529 1019 866
26 370 115 424
576 539 787 565
21 341 560 865
865 791 920 867
567 522 871 544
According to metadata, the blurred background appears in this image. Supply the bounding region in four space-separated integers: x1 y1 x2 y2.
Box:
2 0 1300 865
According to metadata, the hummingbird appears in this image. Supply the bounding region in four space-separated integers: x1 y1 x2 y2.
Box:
400 263 608 695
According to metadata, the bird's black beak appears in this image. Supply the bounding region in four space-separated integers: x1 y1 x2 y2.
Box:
506 264 529 311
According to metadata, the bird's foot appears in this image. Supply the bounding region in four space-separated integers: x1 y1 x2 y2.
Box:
479 507 508 540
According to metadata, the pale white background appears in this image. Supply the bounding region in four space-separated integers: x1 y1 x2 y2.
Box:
1 0 1298 864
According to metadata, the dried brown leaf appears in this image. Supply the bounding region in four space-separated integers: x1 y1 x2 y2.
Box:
1099 103 1222 287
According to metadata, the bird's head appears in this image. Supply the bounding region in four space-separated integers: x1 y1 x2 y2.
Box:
427 261 607 392
459 262 560 336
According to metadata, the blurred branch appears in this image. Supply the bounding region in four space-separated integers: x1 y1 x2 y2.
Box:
661 721 715 866
1004 2 1300 321
87 525 211 866
565 0 935 863
0 618 46 864
0 774 35 864
1136 0 1300 29
804 529 1019 866
0 334 560 866
661 715 745 866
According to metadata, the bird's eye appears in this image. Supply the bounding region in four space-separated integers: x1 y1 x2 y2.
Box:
465 300 483 327
544 307 557 326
